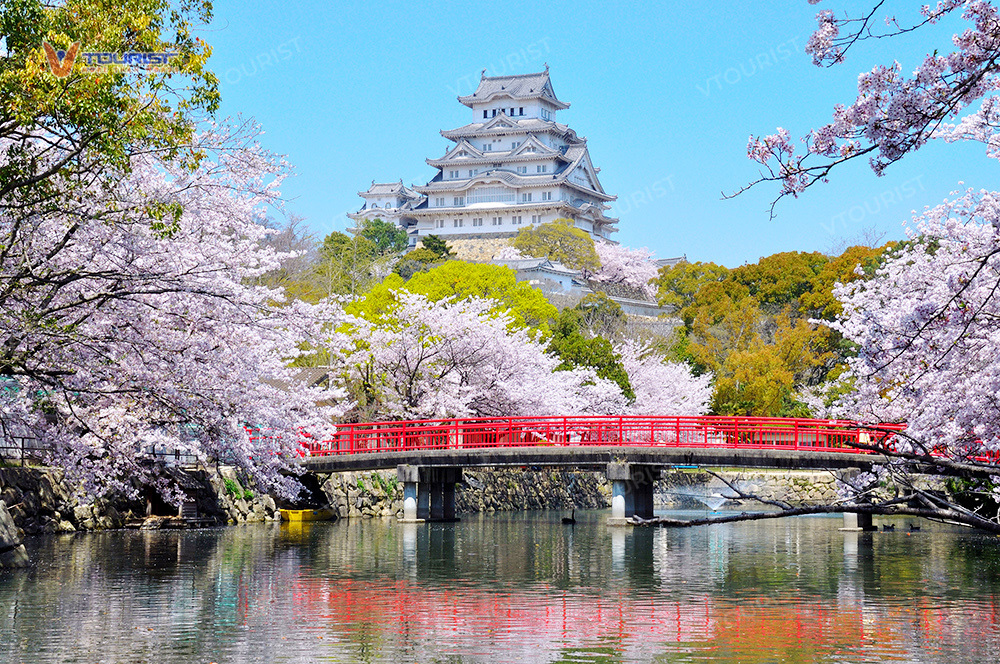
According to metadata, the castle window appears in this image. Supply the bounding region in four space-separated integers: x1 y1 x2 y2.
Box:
517 166 527 174
469 169 476 177
536 165 547 173
453 219 464 228
521 193 532 202
519 107 524 115
531 214 542 224
512 215 522 225
483 110 488 119
492 109 497 117
492 216 502 226
436 219 445 228
542 191 553 201
484 143 492 152
472 217 483 227
453 196 464 206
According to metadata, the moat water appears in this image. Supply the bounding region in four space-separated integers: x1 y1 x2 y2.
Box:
2 511 1000 663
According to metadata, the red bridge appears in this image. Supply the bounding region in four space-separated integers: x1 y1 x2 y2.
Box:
292 415 904 524
299 415 900 474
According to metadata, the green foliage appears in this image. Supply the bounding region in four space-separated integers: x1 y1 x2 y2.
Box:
655 261 729 309
946 477 1000 517
221 476 253 501
548 308 633 400
349 261 557 337
314 231 381 296
392 246 444 279
572 292 625 339
405 261 557 336
402 247 441 264
359 218 407 256
419 234 455 259
0 0 218 205
512 219 600 272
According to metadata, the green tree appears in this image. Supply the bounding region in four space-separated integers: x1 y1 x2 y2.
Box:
314 231 381 297
513 219 600 272
655 262 729 309
572 292 625 340
547 308 633 400
656 246 893 416
359 218 407 256
392 246 444 279
730 251 828 308
419 234 455 260
1 0 218 210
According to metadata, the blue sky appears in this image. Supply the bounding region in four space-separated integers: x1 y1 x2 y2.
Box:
203 1 994 267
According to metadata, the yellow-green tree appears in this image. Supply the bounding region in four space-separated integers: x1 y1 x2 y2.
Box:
347 260 557 337
512 219 600 272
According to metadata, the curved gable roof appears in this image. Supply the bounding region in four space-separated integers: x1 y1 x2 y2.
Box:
458 71 570 110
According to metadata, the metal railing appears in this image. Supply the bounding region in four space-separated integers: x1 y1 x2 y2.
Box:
295 415 906 458
0 434 47 465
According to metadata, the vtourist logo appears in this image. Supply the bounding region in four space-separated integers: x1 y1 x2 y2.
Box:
42 41 180 77
42 41 80 77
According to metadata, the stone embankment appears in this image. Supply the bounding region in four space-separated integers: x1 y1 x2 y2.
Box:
312 468 611 518
658 470 840 508
310 468 838 517
0 465 280 540
0 502 29 568
1 462 850 552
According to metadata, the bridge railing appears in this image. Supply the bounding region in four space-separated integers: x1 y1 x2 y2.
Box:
297 416 905 457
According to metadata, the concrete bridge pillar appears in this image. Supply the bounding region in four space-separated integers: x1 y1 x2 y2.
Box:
397 465 462 522
840 511 875 532
607 462 658 526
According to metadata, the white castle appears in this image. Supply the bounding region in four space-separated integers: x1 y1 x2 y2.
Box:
349 68 618 247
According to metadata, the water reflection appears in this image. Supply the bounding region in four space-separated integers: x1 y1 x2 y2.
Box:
1 513 1000 662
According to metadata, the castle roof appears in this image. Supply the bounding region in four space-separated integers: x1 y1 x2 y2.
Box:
358 181 423 200
441 116 578 142
458 70 570 110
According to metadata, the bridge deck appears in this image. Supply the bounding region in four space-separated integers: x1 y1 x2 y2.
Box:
300 445 877 473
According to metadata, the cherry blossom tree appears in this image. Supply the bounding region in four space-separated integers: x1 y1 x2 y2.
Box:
0 124 345 501
827 191 1000 528
336 291 628 420
615 340 713 416
742 1 1000 212
588 242 659 300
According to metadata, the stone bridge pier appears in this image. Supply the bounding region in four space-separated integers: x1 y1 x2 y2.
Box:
398 465 462 522
607 462 658 526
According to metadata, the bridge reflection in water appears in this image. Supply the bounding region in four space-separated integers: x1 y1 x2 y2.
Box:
278 516 1000 663
8 515 1000 662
